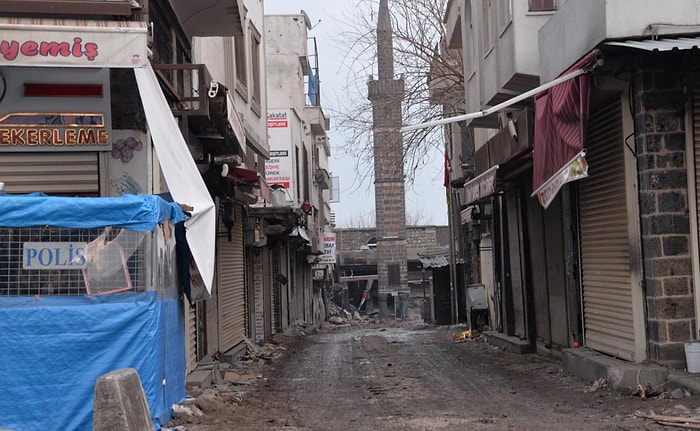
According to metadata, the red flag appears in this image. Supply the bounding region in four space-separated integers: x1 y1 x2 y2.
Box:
443 149 451 188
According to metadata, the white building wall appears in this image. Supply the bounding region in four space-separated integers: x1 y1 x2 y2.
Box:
539 0 700 81
192 0 269 158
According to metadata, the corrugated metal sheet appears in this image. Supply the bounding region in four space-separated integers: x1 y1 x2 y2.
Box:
607 37 700 52
217 204 246 353
417 250 450 268
579 98 636 361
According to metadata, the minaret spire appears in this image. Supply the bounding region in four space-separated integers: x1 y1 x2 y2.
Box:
377 0 394 80
368 0 407 318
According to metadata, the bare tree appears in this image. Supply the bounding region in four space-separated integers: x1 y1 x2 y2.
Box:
329 0 463 191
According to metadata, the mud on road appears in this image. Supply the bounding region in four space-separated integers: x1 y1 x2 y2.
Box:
168 322 700 430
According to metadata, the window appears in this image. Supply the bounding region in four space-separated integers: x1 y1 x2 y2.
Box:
249 25 262 113
498 0 512 32
465 0 475 78
530 0 556 12
234 34 247 96
388 264 400 286
482 0 495 54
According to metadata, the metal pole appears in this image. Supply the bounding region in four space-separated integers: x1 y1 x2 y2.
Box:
448 185 459 325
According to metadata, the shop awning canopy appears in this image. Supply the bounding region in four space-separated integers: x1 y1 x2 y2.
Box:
531 50 601 209
607 36 700 51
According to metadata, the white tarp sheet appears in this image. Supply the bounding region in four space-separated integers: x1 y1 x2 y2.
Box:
135 65 216 295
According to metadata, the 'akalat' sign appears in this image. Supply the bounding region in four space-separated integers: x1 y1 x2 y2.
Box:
23 242 88 269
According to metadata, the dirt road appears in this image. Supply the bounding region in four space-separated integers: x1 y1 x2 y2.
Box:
168 322 700 430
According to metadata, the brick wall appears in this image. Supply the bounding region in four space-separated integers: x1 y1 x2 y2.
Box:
633 53 694 366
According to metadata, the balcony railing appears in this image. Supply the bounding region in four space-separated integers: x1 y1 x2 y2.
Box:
152 63 213 117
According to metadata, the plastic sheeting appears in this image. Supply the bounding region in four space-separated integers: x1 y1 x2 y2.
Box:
134 64 216 295
0 291 186 431
0 194 186 231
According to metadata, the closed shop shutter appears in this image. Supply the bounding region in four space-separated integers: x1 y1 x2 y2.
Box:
0 152 99 195
505 188 527 338
543 195 569 348
217 204 246 353
527 188 551 345
184 299 197 373
578 98 636 360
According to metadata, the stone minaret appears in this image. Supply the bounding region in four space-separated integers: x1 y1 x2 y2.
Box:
368 0 407 317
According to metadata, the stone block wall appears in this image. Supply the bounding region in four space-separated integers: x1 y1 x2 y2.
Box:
633 53 694 366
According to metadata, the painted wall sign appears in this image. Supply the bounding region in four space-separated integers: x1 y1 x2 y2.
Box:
0 18 148 68
0 113 109 150
266 110 294 191
318 231 336 265
23 242 88 269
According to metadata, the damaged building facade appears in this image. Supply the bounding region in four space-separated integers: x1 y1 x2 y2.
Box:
0 1 333 430
440 0 700 371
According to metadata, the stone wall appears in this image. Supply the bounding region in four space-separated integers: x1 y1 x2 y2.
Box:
633 52 694 366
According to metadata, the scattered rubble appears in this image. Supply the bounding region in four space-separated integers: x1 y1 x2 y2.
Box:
585 378 608 393
635 411 700 429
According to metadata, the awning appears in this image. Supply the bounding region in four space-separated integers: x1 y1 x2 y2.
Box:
607 36 700 52
417 249 450 268
169 0 244 37
401 50 602 132
532 50 602 209
463 165 499 206
221 163 272 202
289 226 311 244
0 18 148 68
135 65 216 296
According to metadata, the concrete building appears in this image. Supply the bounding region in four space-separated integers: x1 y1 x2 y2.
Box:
335 225 450 321
441 0 700 371
258 11 332 332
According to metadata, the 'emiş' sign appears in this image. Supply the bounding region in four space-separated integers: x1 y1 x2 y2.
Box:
23 242 88 269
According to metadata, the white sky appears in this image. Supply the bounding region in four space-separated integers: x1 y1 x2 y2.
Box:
264 0 448 227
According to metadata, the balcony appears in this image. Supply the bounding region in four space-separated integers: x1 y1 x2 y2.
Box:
169 0 243 38
305 105 328 136
152 63 242 157
0 0 137 16
315 167 331 190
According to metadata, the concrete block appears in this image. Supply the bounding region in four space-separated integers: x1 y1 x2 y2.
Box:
562 348 668 390
185 370 213 388
483 331 534 354
93 368 153 431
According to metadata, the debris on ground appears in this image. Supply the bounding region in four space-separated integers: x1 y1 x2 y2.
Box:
635 411 700 429
630 382 662 399
452 330 473 342
584 378 607 393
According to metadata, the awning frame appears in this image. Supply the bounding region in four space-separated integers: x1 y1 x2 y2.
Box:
401 50 603 132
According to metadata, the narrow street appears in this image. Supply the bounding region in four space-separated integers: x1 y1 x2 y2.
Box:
169 322 700 431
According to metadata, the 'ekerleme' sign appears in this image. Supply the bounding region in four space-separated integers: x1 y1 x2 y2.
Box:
23 242 88 270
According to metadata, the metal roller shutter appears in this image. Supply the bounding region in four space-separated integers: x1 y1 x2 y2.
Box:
505 188 526 338
184 300 197 373
0 152 99 195
578 98 636 360
217 204 246 353
527 186 551 345
543 195 569 348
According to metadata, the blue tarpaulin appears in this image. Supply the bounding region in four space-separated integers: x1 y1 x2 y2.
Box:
0 194 188 430
0 194 186 231
0 292 186 431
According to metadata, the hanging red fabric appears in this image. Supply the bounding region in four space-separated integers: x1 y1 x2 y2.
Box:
532 50 599 205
